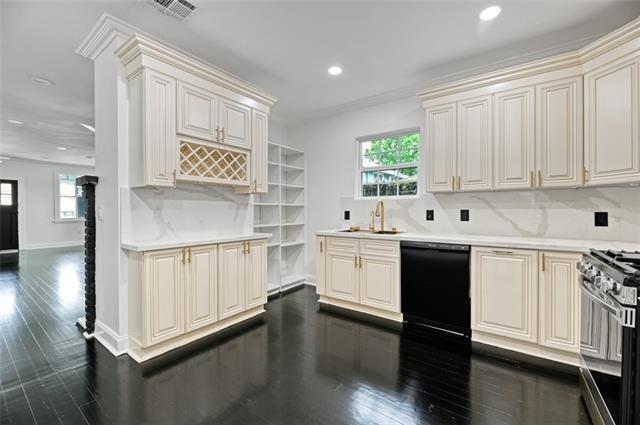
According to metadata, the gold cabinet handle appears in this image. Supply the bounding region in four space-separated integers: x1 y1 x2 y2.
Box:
451 176 455 191
530 171 534 188
215 127 220 142
243 241 248 254
355 255 358 268
359 255 362 269
457 175 461 191
320 241 323 253
247 241 251 254
537 170 542 188
583 168 589 183
253 178 257 191
187 247 191 263
221 127 225 142
541 253 546 272
181 248 185 264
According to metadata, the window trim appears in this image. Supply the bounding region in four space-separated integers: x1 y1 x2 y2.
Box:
355 127 421 200
53 173 85 222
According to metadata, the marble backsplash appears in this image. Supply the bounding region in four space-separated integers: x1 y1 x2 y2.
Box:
120 183 253 244
339 187 640 243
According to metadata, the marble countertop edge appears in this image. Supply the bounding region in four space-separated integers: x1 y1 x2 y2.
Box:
316 230 639 253
121 233 272 252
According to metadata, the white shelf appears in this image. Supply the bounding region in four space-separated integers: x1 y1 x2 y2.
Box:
256 142 305 295
281 241 304 248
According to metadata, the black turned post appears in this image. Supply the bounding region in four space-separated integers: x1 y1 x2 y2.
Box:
76 175 98 339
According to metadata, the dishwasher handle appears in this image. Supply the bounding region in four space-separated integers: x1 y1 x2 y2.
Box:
400 241 470 252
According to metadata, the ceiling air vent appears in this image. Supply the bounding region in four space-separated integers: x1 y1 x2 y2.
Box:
147 0 197 20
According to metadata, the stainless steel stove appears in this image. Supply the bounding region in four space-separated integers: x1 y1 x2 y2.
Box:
579 249 640 425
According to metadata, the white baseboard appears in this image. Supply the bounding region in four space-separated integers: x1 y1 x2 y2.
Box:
305 274 316 285
23 241 84 250
95 320 128 356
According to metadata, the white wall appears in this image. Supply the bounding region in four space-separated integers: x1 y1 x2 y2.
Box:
288 96 640 280
0 158 94 249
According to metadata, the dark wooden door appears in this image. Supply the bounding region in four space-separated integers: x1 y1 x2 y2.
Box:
0 180 19 251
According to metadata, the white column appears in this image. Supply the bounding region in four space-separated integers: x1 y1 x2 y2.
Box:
76 14 135 355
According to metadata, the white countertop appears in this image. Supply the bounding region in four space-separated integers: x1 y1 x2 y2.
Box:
121 233 272 252
316 230 640 253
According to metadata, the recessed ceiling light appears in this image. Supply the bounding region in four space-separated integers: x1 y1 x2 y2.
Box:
30 75 54 86
7 119 23 125
56 147 68 151
80 123 95 133
479 5 501 21
328 66 342 76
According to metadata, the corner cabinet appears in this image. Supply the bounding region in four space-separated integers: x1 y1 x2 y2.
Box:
317 236 401 322
126 237 268 363
117 34 276 193
471 246 582 365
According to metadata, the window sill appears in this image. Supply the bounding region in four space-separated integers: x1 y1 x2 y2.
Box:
354 195 420 201
52 218 85 223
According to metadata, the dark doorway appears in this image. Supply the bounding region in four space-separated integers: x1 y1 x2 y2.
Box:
1 179 19 264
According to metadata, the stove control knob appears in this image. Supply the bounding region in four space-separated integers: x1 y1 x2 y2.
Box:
587 268 599 280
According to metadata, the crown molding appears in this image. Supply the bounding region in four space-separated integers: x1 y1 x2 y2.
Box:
418 16 640 101
116 33 277 107
76 14 136 61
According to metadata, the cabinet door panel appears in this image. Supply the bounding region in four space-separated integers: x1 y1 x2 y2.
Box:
585 57 640 185
472 248 538 343
145 69 177 187
360 256 399 313
539 252 581 353
218 242 246 320
458 96 492 191
493 87 535 190
536 77 583 188
144 248 184 347
186 246 217 332
219 98 251 149
326 252 359 303
316 236 326 296
177 81 218 142
246 240 267 309
425 103 456 192
251 110 268 193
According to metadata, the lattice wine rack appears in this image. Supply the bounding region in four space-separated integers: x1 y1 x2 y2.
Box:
178 139 249 186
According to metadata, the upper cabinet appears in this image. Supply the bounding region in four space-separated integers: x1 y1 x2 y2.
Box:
493 87 535 190
419 17 640 192
584 53 640 186
117 34 276 192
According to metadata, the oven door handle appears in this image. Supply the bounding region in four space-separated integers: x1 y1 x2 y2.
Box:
581 278 636 328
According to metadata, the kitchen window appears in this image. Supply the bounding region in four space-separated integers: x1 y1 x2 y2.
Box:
357 129 419 198
54 174 85 221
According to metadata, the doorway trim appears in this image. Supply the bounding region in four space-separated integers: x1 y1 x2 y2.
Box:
0 176 27 250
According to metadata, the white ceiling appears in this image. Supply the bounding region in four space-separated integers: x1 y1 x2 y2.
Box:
1 0 639 166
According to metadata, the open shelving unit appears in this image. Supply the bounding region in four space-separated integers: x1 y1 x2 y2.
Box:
253 142 306 295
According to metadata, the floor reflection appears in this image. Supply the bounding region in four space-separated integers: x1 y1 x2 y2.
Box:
0 247 591 425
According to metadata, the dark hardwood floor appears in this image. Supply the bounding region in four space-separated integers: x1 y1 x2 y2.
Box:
1 247 591 424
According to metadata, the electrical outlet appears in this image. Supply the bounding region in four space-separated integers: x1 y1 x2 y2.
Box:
426 210 434 221
460 209 469 222
344 210 350 220
595 211 608 227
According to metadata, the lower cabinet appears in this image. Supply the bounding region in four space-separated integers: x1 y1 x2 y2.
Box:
318 236 400 319
471 246 581 364
128 238 267 362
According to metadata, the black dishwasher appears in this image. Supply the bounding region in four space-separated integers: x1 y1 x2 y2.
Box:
401 241 471 337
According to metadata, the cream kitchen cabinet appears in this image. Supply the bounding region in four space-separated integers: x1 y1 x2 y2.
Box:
129 68 178 188
319 236 401 320
472 246 582 365
535 77 584 188
472 247 539 343
493 87 536 190
425 96 492 193
143 248 185 346
425 102 457 192
186 245 218 332
126 237 268 362
118 33 276 191
538 251 581 353
584 52 640 186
